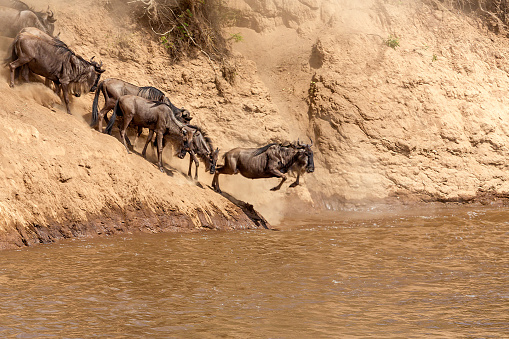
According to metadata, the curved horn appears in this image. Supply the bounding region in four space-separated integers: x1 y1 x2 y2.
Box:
90 56 95 62
309 137 313 147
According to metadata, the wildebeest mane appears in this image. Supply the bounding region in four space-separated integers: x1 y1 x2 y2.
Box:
149 101 166 108
253 143 278 156
278 146 304 174
53 45 93 85
138 86 164 101
188 124 212 145
188 124 214 161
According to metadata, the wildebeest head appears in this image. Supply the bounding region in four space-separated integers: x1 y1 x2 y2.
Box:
293 139 314 173
207 148 219 174
179 125 195 157
88 57 105 92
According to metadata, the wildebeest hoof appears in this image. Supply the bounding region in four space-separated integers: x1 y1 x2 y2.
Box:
289 182 298 188
270 187 280 191
159 167 165 173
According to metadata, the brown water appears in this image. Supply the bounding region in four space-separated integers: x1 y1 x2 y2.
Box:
1 206 508 338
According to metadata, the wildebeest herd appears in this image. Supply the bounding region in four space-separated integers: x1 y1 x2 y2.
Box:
3 0 315 193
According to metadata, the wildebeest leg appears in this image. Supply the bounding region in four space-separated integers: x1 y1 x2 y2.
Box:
98 99 116 132
270 176 287 191
156 131 165 172
267 167 287 191
133 126 143 146
142 129 154 158
212 171 221 192
119 116 132 154
188 151 200 180
60 83 72 114
289 171 301 188
9 56 32 87
21 66 30 83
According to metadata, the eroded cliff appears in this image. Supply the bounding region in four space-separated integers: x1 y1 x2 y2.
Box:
2 0 509 248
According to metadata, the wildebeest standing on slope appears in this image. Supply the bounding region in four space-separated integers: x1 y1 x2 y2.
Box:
8 30 105 114
211 141 314 193
184 126 219 180
108 95 197 172
0 5 55 37
13 28 67 88
91 78 192 132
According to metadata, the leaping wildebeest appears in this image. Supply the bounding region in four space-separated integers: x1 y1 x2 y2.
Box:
91 78 191 132
0 4 55 37
211 140 314 193
108 95 197 172
8 29 105 114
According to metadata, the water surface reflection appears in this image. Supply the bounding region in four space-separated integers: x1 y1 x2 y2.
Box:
1 206 508 337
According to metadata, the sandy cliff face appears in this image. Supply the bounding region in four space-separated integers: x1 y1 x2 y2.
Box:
0 0 277 249
3 0 509 248
226 0 509 207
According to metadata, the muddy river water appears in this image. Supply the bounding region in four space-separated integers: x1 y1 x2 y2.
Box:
1 205 508 337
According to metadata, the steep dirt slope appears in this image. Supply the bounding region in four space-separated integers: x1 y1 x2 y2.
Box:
3 0 509 248
225 0 509 208
0 0 277 249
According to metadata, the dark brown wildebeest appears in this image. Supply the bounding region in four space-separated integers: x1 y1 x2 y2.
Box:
13 27 69 91
8 30 105 114
0 5 55 37
184 126 219 180
136 122 218 179
211 140 314 193
108 95 196 172
91 78 191 132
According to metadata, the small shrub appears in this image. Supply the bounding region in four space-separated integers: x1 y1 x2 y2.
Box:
385 35 400 49
230 33 243 43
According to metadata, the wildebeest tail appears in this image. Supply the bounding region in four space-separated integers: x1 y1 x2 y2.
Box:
90 80 104 126
106 99 120 135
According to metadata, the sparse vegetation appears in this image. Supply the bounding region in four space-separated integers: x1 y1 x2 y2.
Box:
127 0 229 61
229 32 243 43
432 0 509 34
385 35 400 49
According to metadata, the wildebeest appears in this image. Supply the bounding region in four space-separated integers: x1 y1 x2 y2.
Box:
211 140 314 193
135 121 218 179
0 5 55 37
181 126 219 179
91 78 191 132
0 0 29 11
8 30 105 114
108 95 196 172
12 27 69 91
